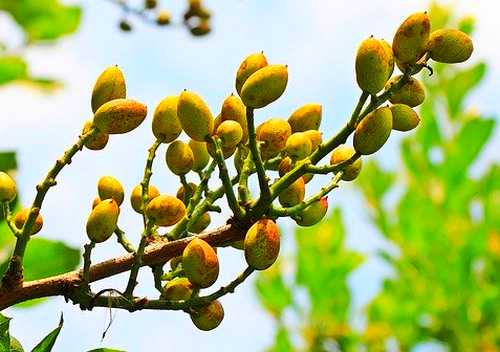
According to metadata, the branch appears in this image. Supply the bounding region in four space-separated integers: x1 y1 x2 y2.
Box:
0 222 250 310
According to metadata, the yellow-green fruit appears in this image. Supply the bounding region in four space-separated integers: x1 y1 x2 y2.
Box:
130 184 160 213
86 199 119 243
387 76 426 107
278 177 305 207
392 12 430 64
190 300 224 331
216 120 243 149
182 238 219 288
163 277 193 300
259 144 280 160
221 95 248 142
390 104 420 131
353 107 393 155
303 130 322 151
427 29 473 63
235 52 268 95
244 219 280 270
166 140 194 175
256 118 291 154
355 37 392 94
381 39 395 79
189 140 210 172
152 96 182 143
145 195 186 226
188 212 211 233
14 208 43 235
177 90 214 141
207 141 237 160
82 120 109 151
285 132 312 161
176 182 197 204
91 66 126 113
240 65 288 108
93 98 147 134
288 103 322 132
0 171 16 202
98 175 125 205
294 198 328 227
330 145 362 181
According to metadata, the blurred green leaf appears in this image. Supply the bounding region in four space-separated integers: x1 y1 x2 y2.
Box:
87 349 126 352
22 238 80 282
0 0 81 42
0 313 11 351
428 2 452 30
31 314 63 352
0 152 17 172
0 56 27 85
446 62 486 118
267 326 293 352
255 260 292 318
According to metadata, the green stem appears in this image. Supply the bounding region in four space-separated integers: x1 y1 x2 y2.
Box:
125 139 162 298
179 175 190 205
238 146 253 205
114 227 135 253
1 202 19 236
305 154 361 175
208 136 244 219
186 160 217 215
270 171 344 217
2 127 97 287
152 265 165 296
81 241 96 289
161 266 184 281
246 107 271 203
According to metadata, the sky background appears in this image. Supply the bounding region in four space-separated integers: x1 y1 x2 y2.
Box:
0 0 499 351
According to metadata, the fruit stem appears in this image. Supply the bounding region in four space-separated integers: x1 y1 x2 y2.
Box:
2 127 98 288
245 107 271 203
270 171 344 217
152 265 165 296
1 202 19 236
208 136 245 219
305 153 361 175
81 241 96 290
237 145 253 205
114 227 136 253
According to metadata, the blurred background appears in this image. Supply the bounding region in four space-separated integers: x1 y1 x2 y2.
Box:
0 0 498 351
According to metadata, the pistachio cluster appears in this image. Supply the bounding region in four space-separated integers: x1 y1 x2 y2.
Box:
115 0 212 36
0 11 473 331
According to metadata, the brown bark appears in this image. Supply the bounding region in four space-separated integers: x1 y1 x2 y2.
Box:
0 222 248 310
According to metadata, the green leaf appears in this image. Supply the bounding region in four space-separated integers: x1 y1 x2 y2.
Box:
446 62 487 118
0 152 17 172
31 314 63 352
267 326 292 352
0 0 81 42
22 238 80 282
0 313 11 351
254 260 292 318
356 160 395 206
0 56 27 85
442 117 495 183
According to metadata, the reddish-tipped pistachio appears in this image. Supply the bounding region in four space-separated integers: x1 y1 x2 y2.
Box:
353 107 393 155
86 199 119 243
294 198 328 227
330 145 363 181
98 175 125 206
91 66 126 113
235 52 268 95
152 96 182 143
190 300 224 331
0 171 16 202
392 12 430 64
14 208 43 235
256 118 291 155
288 103 322 132
427 28 473 63
244 219 280 270
130 184 160 213
93 98 147 134
145 195 186 226
182 238 219 288
166 140 194 175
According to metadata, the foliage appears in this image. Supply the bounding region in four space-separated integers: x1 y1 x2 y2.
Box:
257 2 498 351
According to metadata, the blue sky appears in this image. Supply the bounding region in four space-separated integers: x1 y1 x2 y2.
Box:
0 0 499 351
